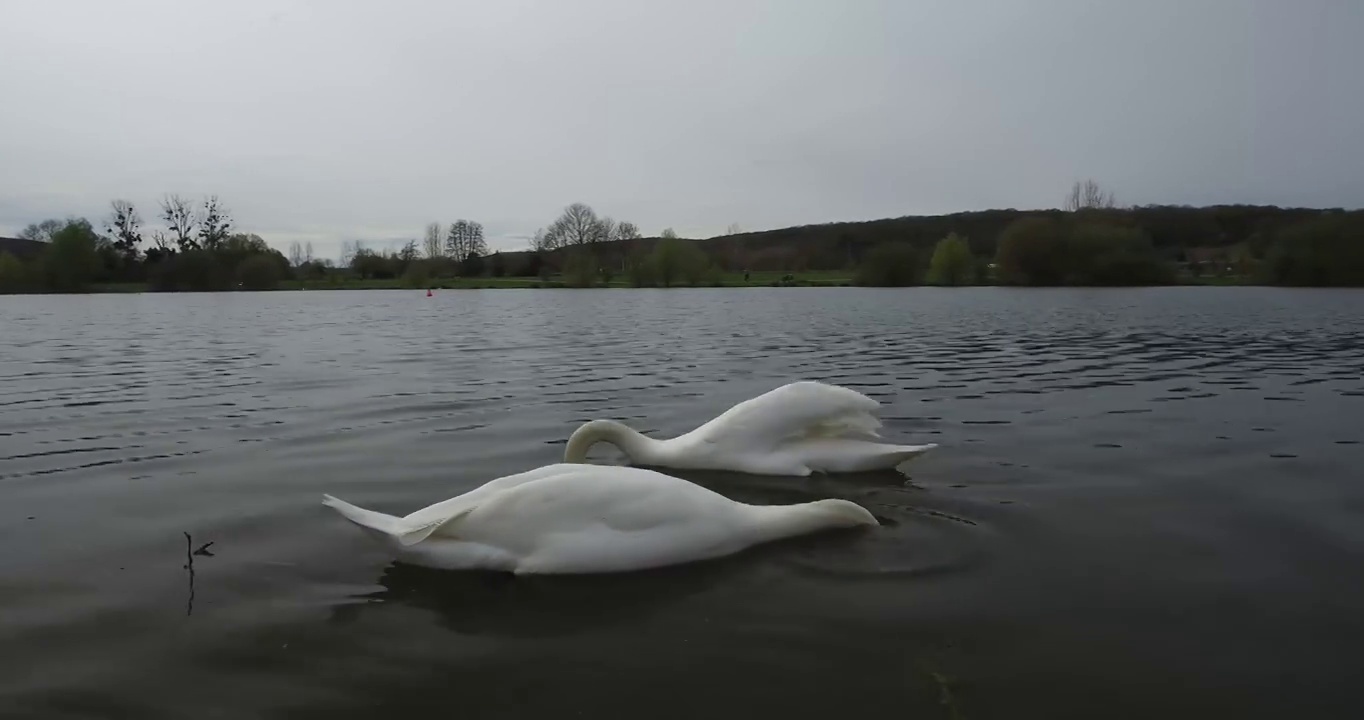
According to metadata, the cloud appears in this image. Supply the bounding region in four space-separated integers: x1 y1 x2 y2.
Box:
2 0 1360 260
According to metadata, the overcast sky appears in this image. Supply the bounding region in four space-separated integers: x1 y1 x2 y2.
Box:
2 0 1360 258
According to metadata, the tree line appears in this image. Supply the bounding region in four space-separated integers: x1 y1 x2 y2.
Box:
847 181 1363 287
5 181 1361 293
333 202 726 289
1 195 297 293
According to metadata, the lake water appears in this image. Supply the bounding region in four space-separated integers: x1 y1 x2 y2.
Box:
2 287 1362 719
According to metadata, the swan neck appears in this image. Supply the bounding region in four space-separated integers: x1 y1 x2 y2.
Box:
743 500 875 542
564 420 658 463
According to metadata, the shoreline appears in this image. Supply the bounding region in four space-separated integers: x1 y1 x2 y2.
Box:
5 277 1315 296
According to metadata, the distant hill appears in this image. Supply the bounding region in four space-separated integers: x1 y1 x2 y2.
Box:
499 204 1344 273
0 236 45 260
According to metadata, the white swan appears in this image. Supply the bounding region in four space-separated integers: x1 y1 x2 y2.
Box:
564 380 936 476
321 462 877 575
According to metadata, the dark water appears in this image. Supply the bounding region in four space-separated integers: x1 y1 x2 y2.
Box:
2 288 1362 719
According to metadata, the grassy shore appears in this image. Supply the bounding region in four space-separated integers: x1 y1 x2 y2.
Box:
289 270 855 291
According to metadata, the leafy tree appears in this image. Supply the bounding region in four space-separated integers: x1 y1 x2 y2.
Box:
926 232 976 285
44 219 102 292
650 236 709 287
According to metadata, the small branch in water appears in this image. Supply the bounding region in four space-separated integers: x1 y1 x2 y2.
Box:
194 541 215 557
183 532 196 616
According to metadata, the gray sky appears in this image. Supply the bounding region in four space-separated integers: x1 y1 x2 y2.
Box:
2 0 1360 259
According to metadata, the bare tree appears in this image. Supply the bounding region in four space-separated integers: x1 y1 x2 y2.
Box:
197 195 232 249
548 203 601 248
446 220 469 260
1064 179 1117 212
304 241 314 264
106 200 143 260
423 222 444 258
726 222 743 235
660 227 678 240
160 194 198 251
466 220 488 257
616 221 640 243
150 230 173 252
18 218 66 243
340 240 362 267
446 219 488 260
597 216 619 244
530 227 559 252
288 241 305 267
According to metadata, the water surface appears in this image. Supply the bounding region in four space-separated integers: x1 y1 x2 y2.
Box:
2 287 1362 718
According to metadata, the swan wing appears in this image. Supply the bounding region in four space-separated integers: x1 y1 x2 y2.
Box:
689 381 883 449
400 463 585 527
430 465 744 572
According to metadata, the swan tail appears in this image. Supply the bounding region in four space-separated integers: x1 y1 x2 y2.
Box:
323 494 401 531
888 443 937 460
871 443 938 470
322 494 476 548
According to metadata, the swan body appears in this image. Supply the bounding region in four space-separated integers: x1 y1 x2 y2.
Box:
322 463 877 574
564 380 937 476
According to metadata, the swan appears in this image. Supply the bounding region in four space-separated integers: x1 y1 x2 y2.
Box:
321 462 877 575
563 380 937 476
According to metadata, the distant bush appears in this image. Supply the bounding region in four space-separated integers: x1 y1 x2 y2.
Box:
1064 224 1173 286
994 217 1173 286
1262 213 1364 286
148 250 231 291
854 242 921 286
994 217 1066 285
402 259 431 288
237 254 285 290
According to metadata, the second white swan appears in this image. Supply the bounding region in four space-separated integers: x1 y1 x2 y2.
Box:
564 380 937 476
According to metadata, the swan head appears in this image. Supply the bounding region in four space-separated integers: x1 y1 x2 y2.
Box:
564 419 654 463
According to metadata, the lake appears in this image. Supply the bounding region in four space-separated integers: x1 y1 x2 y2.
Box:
2 287 1362 719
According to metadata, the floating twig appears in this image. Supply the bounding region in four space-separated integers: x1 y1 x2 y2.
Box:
183 532 195 616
